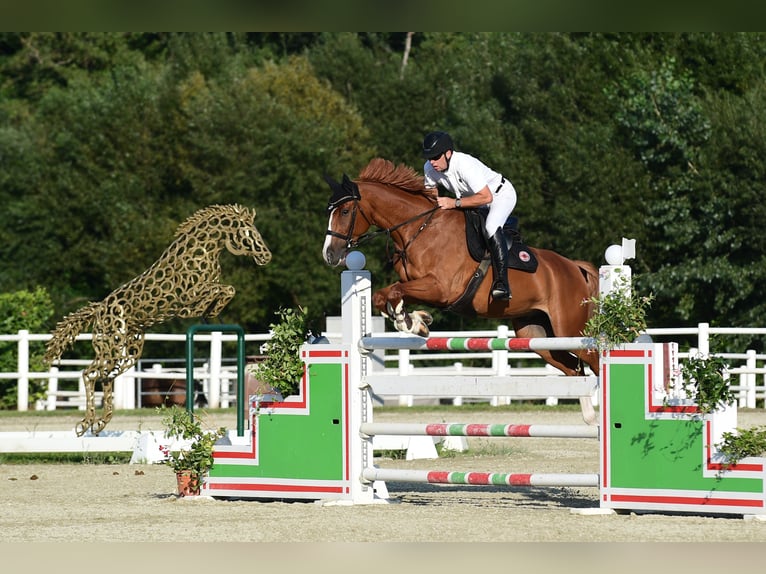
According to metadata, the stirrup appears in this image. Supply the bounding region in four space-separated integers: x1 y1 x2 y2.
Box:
491 282 511 301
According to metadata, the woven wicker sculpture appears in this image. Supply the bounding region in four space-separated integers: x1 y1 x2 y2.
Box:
44 204 272 436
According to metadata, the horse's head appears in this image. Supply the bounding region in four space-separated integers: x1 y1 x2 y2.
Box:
322 174 370 267
322 160 438 267
221 205 273 265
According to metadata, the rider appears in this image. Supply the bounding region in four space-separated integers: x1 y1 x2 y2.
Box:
421 130 517 301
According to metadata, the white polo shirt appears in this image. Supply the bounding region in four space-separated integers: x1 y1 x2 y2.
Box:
423 151 503 198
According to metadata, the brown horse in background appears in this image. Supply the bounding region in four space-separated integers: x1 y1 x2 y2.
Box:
322 158 600 377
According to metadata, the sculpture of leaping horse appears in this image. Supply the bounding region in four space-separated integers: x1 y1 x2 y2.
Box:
44 204 272 436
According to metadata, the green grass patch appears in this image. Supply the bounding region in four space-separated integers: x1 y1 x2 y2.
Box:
0 451 133 464
460 441 523 457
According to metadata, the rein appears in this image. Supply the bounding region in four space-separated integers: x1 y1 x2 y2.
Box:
327 198 439 277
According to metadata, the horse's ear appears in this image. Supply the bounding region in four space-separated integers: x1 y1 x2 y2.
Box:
323 173 341 190
325 173 360 212
341 174 361 200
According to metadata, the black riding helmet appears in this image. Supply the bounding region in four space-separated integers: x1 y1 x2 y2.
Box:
422 131 454 160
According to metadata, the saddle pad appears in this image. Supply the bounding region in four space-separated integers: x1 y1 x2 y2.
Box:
463 210 538 273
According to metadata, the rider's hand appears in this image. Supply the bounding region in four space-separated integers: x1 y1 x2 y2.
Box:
437 197 457 210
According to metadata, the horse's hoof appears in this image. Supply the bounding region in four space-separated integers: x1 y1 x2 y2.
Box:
74 422 89 437
413 310 433 326
407 313 430 337
393 316 411 333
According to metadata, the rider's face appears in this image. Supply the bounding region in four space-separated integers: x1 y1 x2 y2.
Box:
428 150 451 172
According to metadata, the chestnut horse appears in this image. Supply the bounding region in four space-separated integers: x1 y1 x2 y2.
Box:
322 158 600 377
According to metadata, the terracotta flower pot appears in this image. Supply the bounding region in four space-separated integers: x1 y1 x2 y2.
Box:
175 470 200 497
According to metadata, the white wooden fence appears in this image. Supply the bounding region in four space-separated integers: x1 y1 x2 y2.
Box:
1 321 766 411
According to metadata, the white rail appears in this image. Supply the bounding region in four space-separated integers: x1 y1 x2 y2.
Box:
2 322 766 411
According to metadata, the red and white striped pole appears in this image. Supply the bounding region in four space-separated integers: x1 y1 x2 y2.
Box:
360 422 598 439
363 468 599 488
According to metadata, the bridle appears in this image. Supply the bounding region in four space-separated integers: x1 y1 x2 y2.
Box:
327 197 439 277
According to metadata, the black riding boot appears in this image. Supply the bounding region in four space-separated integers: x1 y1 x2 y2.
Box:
488 228 511 301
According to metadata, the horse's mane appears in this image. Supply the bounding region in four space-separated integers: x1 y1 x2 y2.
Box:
175 204 254 237
357 158 427 195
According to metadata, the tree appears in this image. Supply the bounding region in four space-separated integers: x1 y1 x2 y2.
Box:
0 288 54 408
3 33 766 347
166 54 375 329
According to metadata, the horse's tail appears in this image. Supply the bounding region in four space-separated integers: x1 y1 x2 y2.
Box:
43 302 101 365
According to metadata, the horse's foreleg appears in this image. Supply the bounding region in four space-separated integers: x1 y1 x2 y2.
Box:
374 283 434 337
382 300 433 337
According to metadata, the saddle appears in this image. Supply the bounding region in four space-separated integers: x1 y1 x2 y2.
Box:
463 209 538 272
446 209 538 316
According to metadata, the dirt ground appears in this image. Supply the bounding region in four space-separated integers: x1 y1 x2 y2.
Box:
2 406 766 547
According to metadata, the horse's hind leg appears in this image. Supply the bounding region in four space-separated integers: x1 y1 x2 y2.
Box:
513 314 591 375
532 348 589 377
575 348 600 376
513 320 598 424
525 348 597 425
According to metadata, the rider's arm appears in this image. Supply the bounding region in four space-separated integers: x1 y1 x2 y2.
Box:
436 185 492 209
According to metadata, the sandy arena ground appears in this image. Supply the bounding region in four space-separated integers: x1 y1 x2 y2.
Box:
1 406 766 547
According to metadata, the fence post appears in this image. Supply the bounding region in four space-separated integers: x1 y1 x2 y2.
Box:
114 366 136 410
17 329 29 411
745 349 756 409
209 331 222 409
47 366 59 411
491 324 510 406
453 362 464 406
397 349 413 407
698 323 710 357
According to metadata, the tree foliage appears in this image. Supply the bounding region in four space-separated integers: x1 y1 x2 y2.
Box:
1 32 766 354
0 288 54 407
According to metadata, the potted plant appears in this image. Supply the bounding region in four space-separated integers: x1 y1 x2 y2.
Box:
160 405 227 497
247 306 310 399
